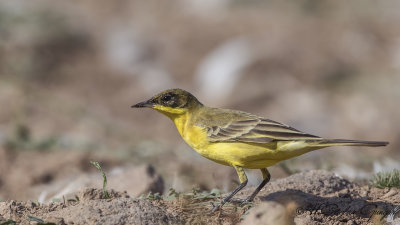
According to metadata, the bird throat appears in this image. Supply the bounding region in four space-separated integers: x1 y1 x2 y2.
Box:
170 113 189 137
155 109 189 137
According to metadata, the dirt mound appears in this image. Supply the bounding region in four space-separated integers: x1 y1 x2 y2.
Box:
0 171 398 225
242 171 400 225
0 189 183 225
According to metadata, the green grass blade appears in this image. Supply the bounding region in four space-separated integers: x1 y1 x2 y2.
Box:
90 161 110 199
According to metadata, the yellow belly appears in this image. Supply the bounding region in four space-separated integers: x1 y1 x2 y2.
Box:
180 125 318 169
197 142 279 168
196 142 315 169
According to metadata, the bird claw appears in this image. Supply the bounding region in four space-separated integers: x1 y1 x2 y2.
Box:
209 202 222 214
209 197 254 214
230 198 253 206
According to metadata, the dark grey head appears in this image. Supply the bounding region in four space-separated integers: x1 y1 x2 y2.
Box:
132 89 203 112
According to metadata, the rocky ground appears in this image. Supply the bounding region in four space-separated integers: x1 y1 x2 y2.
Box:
1 170 399 225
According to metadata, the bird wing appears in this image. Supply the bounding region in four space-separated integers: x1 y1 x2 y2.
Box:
196 108 321 143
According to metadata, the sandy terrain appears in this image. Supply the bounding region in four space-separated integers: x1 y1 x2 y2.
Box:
1 171 398 225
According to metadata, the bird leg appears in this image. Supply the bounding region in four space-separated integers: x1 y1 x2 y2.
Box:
231 168 270 204
245 168 270 202
211 165 248 213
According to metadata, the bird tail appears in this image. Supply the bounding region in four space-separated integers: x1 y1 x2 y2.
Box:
310 139 389 147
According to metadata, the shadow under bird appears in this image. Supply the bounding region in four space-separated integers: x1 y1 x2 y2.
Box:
132 88 388 212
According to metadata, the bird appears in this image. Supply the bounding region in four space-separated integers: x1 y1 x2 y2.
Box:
132 88 388 212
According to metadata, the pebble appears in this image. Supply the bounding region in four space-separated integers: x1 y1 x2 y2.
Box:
346 220 356 225
382 188 398 199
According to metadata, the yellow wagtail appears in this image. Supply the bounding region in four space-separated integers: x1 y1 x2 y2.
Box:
132 88 388 212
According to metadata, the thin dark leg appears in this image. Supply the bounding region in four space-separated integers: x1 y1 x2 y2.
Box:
211 165 248 213
231 168 270 204
244 168 270 202
211 180 248 212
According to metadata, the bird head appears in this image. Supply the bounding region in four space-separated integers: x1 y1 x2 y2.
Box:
132 88 203 116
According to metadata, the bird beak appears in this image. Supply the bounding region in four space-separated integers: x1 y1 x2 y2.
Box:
131 99 154 108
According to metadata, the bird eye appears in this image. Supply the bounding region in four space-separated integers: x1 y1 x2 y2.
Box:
162 94 172 102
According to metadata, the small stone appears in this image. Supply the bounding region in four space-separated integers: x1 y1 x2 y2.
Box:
346 220 356 225
46 217 67 225
338 189 350 198
241 201 295 225
382 188 398 199
360 190 368 197
294 214 313 225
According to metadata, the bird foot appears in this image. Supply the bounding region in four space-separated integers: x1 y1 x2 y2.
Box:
230 198 253 205
209 197 254 214
209 202 222 214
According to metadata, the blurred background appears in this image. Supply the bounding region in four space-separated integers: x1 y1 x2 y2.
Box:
0 0 399 201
